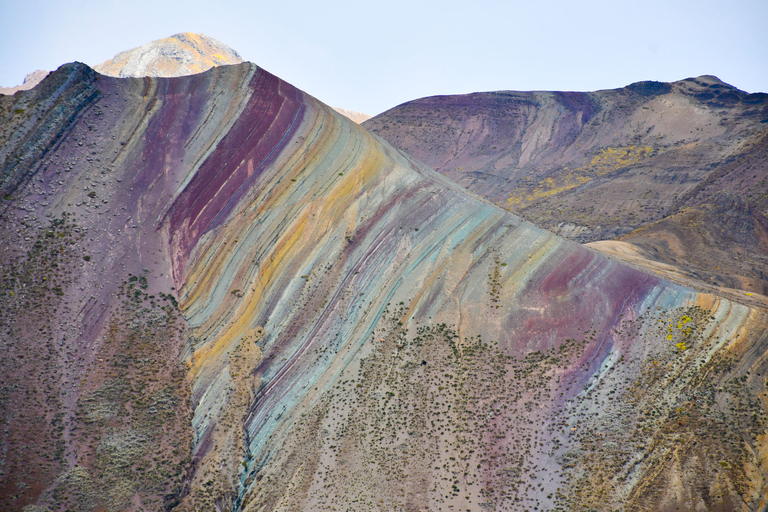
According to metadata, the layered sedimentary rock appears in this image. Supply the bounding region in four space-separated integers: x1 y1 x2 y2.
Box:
1 63 767 512
93 32 369 126
363 78 768 297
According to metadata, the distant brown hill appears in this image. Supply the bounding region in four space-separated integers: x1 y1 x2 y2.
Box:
364 76 768 297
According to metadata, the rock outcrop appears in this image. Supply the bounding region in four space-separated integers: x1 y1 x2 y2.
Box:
94 32 244 78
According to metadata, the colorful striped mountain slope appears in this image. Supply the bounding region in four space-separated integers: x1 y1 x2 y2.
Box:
0 62 766 512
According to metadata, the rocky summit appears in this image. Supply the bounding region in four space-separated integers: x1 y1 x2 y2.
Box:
331 107 372 124
94 32 244 78
93 33 369 125
0 70 50 96
0 39 767 512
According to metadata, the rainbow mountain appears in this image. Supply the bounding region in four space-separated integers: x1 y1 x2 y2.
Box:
1 61 767 512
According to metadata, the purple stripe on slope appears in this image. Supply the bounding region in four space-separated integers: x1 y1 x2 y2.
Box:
168 67 305 279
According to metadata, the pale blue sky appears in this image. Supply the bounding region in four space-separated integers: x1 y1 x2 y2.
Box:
1 0 766 115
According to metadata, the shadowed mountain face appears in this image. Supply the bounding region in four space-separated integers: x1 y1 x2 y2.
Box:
363 78 768 296
1 63 767 512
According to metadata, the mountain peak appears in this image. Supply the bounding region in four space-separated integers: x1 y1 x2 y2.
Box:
331 107 372 124
0 69 49 95
93 32 244 78
676 74 740 91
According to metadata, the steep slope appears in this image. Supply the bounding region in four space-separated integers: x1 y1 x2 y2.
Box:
1 63 767 512
94 32 244 78
363 78 768 296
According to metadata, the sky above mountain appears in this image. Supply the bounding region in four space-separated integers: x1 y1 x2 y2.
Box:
1 0 766 115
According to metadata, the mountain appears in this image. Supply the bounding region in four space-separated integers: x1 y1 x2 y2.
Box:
94 32 244 78
363 78 768 298
0 69 50 95
94 32 369 125
331 107 372 124
1 61 767 512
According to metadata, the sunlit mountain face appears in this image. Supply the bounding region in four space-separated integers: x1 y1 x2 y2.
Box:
0 52 766 512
